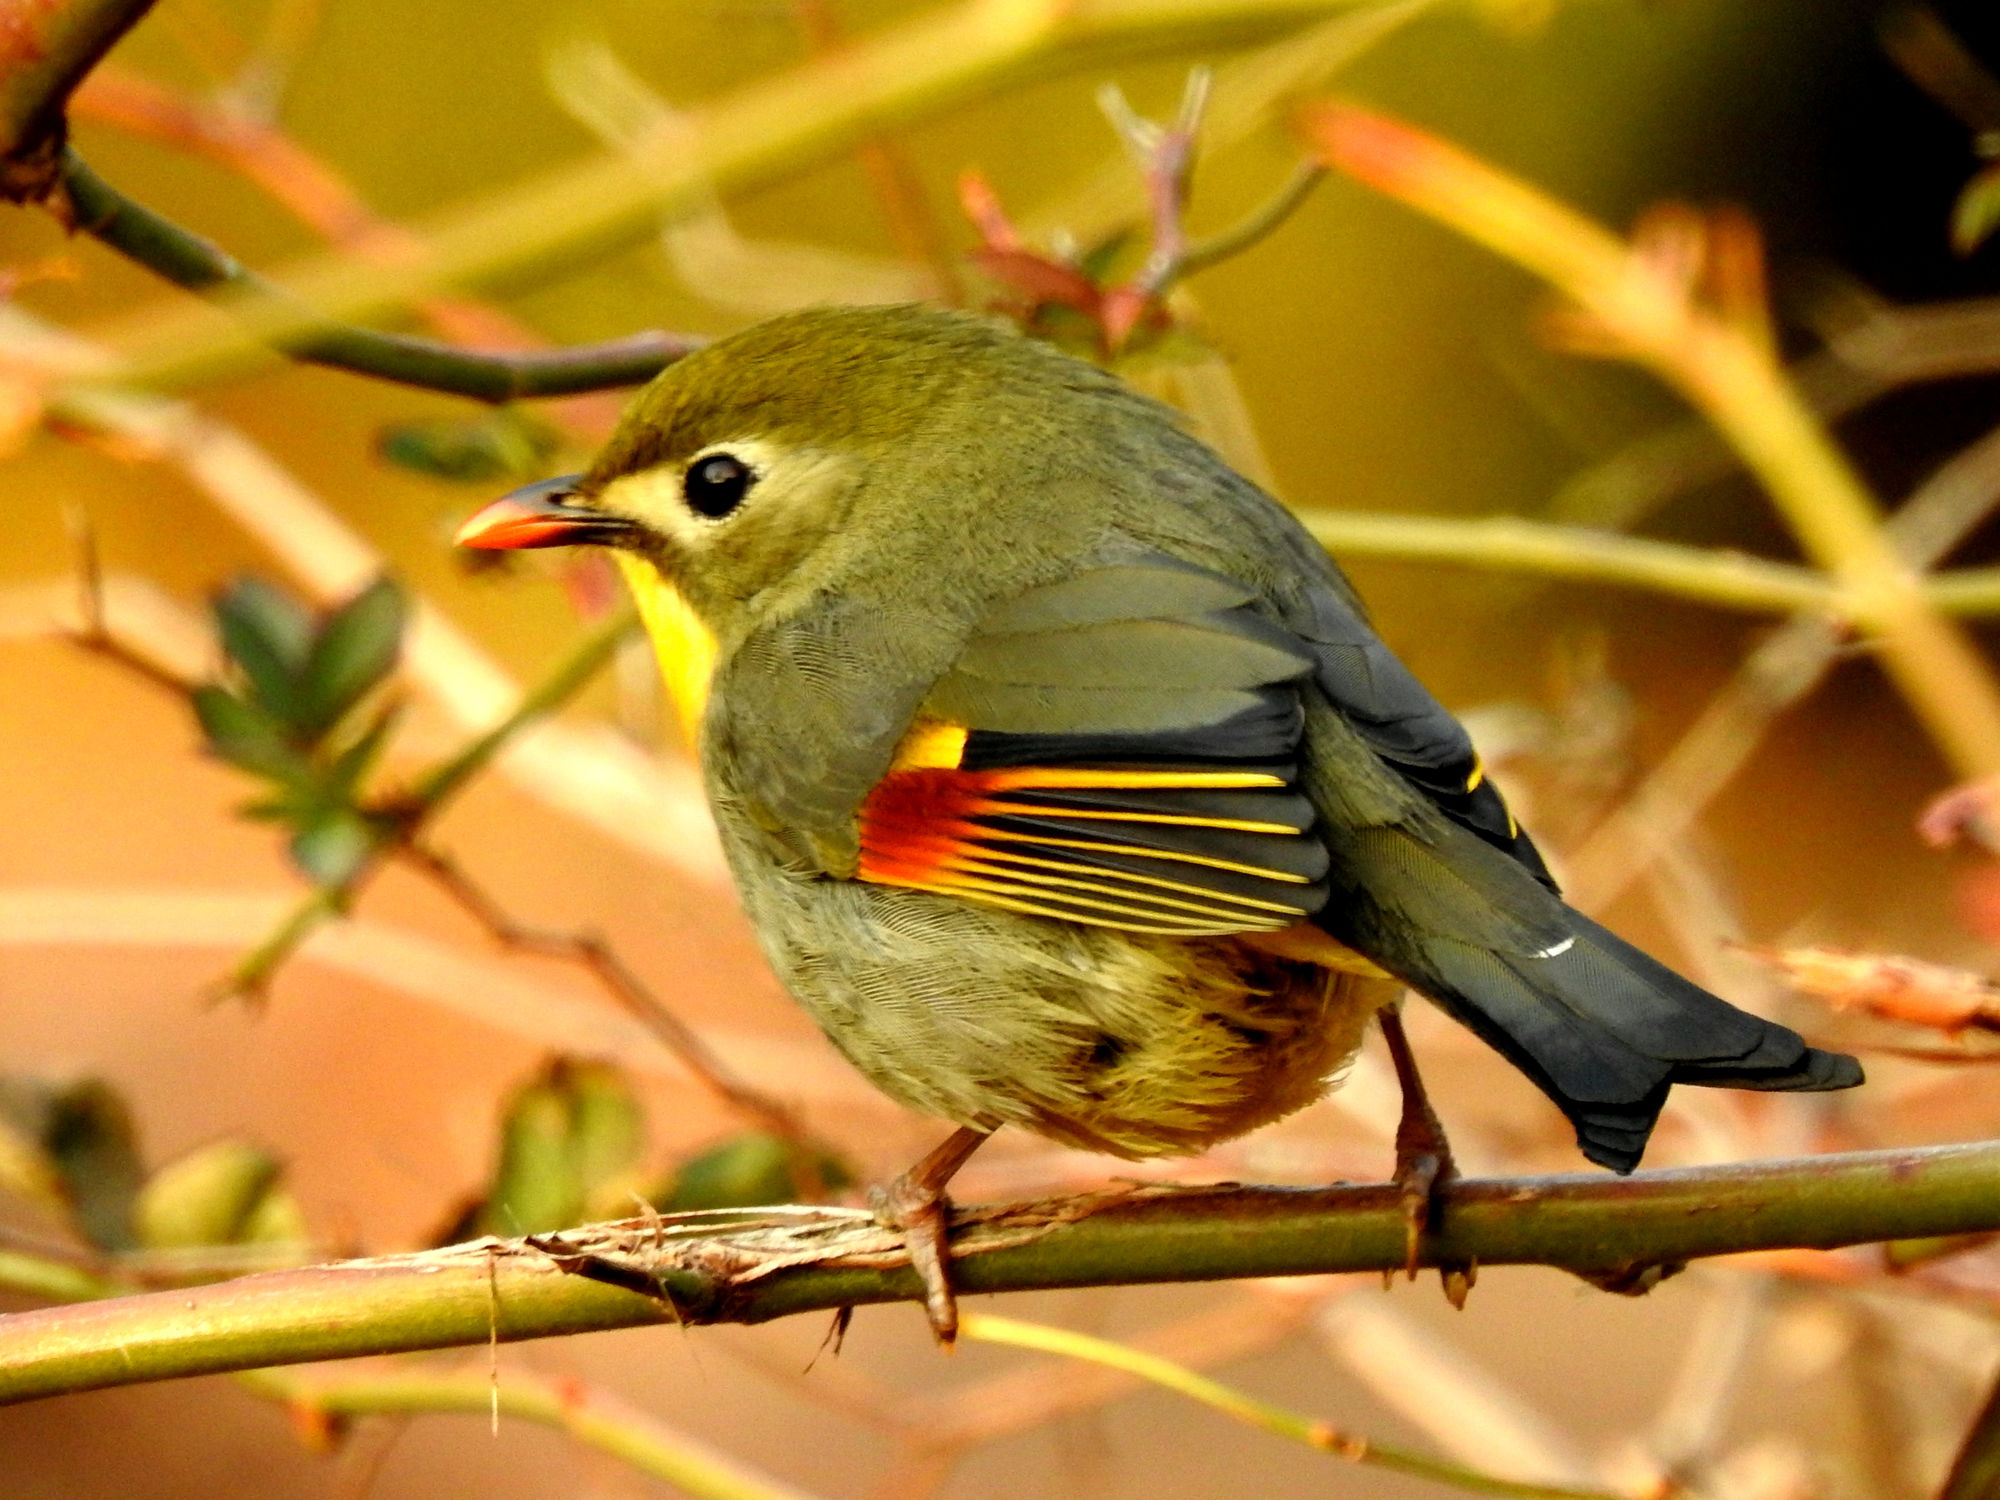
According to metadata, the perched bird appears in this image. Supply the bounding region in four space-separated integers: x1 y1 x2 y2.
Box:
458 304 1862 1338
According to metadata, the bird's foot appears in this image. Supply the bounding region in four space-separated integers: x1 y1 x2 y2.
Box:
869 1172 961 1346
1391 1105 1458 1280
1377 1002 1464 1294
869 1125 991 1347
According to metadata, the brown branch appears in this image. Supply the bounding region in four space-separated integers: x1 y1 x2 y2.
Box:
0 0 157 200
1565 420 2000 912
68 64 630 432
397 839 819 1171
50 560 808 1156
53 149 702 400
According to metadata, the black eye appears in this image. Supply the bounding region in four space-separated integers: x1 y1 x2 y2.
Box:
684 453 755 518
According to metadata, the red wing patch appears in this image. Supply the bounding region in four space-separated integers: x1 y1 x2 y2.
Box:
856 763 1330 937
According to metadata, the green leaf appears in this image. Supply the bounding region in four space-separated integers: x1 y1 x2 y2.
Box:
564 1062 645 1190
376 409 560 484
214 578 314 723
21 1078 145 1252
1953 161 2000 256
134 1140 285 1249
289 809 383 888
481 1078 585 1236
296 577 406 737
1077 226 1135 283
660 1132 850 1212
193 686 313 786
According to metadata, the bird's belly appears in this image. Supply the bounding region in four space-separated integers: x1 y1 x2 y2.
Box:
733 859 1387 1158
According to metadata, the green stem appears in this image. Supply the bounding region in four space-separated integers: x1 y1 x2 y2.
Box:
1299 510 1837 614
56 151 701 400
405 606 637 811
962 1313 1622 1500
87 0 1391 395
1176 160 1326 277
4 1140 2000 1406
0 1249 113 1303
236 1367 822 1500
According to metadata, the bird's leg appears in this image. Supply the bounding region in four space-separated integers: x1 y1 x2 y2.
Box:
868 1125 991 1345
1378 1001 1458 1279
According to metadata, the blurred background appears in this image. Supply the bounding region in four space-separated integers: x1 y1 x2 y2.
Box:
7 0 2000 1495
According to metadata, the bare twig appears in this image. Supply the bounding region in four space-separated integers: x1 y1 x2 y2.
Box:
237 1364 827 1500
1301 510 1836 614
0 303 726 880
49 563 805 1145
398 840 814 1157
53 149 703 400
959 1312 1628 1500
1178 158 1327 276
1566 421 2000 912
0 886 867 1103
79 0 1403 396
1306 101 2000 782
0 0 158 200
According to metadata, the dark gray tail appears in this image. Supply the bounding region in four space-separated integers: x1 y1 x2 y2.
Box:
1397 907 1861 1172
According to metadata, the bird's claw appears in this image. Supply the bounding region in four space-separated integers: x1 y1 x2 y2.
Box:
869 1175 961 1346
1393 1144 1448 1279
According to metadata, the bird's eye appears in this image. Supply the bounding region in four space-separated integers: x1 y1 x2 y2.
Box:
684 453 755 518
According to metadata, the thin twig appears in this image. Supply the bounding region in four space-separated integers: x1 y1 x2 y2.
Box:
59 504 202 695
1300 510 1837 615
1566 420 2000 912
957 1313 1634 1500
79 0 1396 395
1177 158 1326 276
0 309 726 881
49 573 799 1144
54 149 703 400
1307 100 2000 783
0 0 159 199
235 1364 827 1500
397 839 814 1157
70 70 592 354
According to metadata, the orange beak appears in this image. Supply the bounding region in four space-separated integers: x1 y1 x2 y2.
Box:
455 475 640 550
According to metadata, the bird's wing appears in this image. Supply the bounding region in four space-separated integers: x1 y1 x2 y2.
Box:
849 558 1335 937
1293 573 1554 886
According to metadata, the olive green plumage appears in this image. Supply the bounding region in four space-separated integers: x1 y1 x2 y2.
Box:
550 304 1861 1170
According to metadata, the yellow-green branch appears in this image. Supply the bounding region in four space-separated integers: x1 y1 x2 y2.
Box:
1305 100 2000 780
81 0 1397 395
4 1140 2000 1408
238 1366 823 1500
961 1313 1625 1499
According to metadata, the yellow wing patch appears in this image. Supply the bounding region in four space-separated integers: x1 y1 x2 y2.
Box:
857 734 1329 937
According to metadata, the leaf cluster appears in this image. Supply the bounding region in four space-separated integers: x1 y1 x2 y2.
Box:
0 1075 303 1256
192 575 408 889
435 1058 850 1244
376 407 562 485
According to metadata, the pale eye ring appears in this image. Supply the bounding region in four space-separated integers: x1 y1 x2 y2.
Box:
684 452 755 518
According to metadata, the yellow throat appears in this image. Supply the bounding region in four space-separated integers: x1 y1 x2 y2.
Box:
614 552 716 754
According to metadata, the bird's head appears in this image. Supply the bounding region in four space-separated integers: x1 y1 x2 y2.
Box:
456 305 1070 624
457 304 1145 746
